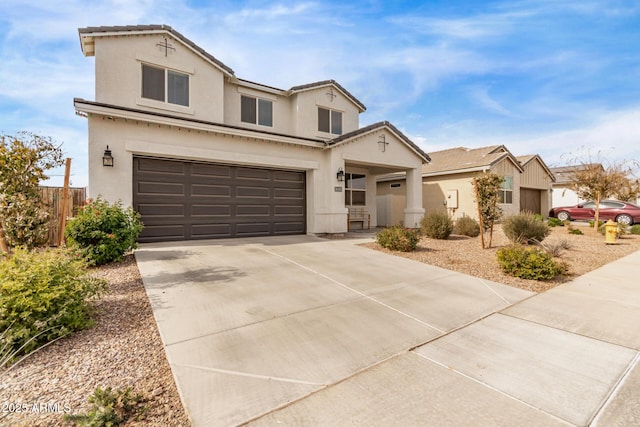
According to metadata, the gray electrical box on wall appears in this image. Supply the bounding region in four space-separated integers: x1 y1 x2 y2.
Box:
446 190 458 209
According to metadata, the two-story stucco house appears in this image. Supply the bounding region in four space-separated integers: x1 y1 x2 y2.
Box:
74 25 430 242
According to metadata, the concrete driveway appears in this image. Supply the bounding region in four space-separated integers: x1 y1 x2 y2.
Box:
135 234 640 426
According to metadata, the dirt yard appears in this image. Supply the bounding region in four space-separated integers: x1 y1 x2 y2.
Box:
361 224 640 293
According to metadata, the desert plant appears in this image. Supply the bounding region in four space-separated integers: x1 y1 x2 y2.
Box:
630 224 640 235
65 197 143 265
533 238 572 257
376 225 420 252
568 228 584 235
473 172 503 248
502 212 551 244
454 216 480 237
547 218 565 227
65 386 148 426
421 212 453 240
496 245 568 280
0 248 106 359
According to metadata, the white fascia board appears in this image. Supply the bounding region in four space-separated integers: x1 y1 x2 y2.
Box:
74 100 325 149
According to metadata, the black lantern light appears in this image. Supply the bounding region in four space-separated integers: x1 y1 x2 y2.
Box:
336 167 345 182
102 146 114 167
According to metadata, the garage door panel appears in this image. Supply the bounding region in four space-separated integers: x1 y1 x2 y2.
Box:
191 163 231 178
191 205 231 217
237 186 270 198
191 224 232 239
137 181 185 196
136 158 186 175
191 184 231 197
134 157 305 242
138 203 184 217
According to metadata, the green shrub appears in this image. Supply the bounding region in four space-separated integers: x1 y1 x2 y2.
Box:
630 224 640 235
65 386 148 426
533 213 544 222
568 228 583 235
65 197 144 266
502 212 551 244
421 212 453 240
547 218 565 227
0 248 106 358
454 216 480 237
536 238 572 257
376 225 420 252
588 220 604 228
496 245 568 280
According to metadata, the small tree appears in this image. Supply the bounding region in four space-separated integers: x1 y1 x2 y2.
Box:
473 172 503 248
565 151 639 230
0 132 64 252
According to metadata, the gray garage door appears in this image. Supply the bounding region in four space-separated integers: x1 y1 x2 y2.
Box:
133 157 306 242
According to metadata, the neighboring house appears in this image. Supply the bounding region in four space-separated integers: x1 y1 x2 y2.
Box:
549 164 603 208
516 155 556 216
378 145 539 225
74 25 430 242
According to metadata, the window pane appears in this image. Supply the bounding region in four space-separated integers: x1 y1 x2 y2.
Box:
142 64 165 101
318 108 330 132
345 190 350 206
241 96 256 124
501 176 513 190
351 191 366 206
331 110 342 135
168 70 189 106
349 174 366 190
258 99 273 127
505 191 513 204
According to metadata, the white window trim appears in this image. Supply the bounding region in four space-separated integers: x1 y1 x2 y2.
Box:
317 105 343 136
240 95 274 128
499 176 514 205
137 61 194 114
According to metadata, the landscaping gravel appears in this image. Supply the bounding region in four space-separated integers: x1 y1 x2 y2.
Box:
362 224 640 293
1 255 190 426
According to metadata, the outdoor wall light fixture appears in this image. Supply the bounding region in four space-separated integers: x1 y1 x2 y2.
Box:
102 146 114 167
336 167 345 182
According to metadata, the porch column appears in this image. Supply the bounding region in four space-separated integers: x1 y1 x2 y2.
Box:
404 167 425 228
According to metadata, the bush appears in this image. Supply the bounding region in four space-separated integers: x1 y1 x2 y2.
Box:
568 228 583 235
0 248 106 358
65 386 148 426
502 212 550 244
547 218 565 227
421 212 453 240
630 224 640 235
65 198 144 266
535 238 572 257
376 225 420 252
496 245 568 280
454 216 480 237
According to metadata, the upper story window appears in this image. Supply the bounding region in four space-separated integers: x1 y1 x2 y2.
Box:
142 64 189 107
499 176 513 204
318 107 342 135
241 95 273 127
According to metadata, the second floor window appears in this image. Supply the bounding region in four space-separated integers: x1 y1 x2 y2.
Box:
241 95 273 127
318 107 342 135
142 64 189 107
499 176 513 204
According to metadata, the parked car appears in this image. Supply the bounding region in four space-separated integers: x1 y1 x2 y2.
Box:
549 200 640 225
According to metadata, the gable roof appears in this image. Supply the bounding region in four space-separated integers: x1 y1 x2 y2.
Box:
78 25 235 76
550 163 604 185
517 154 556 182
327 121 430 163
290 80 366 113
78 25 366 113
422 145 523 176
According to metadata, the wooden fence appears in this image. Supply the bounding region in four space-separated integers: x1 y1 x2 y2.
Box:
39 186 86 246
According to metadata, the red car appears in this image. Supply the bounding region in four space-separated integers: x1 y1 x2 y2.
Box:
549 200 640 225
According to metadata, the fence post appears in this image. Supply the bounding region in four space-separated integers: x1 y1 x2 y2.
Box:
58 158 72 246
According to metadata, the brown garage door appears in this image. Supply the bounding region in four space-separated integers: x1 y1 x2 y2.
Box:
520 188 541 215
133 157 306 242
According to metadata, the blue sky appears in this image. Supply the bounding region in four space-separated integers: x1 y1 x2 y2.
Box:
1 0 639 187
